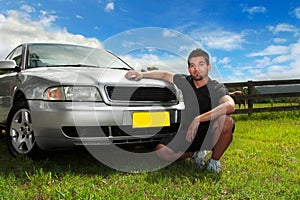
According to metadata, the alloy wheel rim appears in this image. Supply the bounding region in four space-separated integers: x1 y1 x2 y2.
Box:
10 108 35 154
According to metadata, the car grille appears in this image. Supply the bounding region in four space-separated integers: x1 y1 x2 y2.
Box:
62 124 180 144
105 86 177 102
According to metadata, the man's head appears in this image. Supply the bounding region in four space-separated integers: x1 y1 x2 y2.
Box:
187 48 210 66
187 48 211 81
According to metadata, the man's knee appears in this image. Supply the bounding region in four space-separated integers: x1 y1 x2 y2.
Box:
215 115 234 134
224 115 235 134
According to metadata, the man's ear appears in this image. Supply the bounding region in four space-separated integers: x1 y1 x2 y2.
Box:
187 65 192 73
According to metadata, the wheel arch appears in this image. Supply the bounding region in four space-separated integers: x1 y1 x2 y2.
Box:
6 90 28 127
12 90 28 106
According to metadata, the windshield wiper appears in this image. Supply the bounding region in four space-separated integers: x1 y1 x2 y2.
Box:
45 64 102 68
109 67 131 70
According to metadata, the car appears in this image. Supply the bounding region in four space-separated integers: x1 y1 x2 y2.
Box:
0 43 184 157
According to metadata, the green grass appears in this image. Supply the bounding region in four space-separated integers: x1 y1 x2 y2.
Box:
0 111 299 199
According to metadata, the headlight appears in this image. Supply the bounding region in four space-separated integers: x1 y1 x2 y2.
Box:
43 86 102 102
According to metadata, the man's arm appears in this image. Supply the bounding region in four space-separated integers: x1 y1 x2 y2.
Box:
186 95 235 142
125 70 175 83
197 95 235 123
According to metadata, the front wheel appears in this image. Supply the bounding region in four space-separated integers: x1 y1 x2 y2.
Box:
6 101 42 158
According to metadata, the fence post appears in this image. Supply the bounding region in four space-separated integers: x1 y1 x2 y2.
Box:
247 80 254 114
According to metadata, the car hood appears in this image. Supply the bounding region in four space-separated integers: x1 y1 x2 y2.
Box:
23 67 123 84
23 67 170 86
20 67 176 101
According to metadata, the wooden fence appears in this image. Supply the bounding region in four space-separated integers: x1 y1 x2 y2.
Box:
224 79 300 114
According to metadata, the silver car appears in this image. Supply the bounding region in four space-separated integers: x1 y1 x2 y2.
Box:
0 43 183 157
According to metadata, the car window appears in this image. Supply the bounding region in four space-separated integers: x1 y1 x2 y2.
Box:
7 46 22 67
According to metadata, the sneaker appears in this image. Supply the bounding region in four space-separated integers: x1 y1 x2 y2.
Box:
206 158 221 173
192 150 208 169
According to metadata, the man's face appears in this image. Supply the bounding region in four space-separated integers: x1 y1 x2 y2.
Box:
188 56 211 81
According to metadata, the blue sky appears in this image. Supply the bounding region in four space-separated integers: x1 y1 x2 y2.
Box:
0 0 300 82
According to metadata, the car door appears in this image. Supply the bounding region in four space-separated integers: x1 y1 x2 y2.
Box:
0 46 23 122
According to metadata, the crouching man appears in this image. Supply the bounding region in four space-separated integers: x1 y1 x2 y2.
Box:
125 48 235 173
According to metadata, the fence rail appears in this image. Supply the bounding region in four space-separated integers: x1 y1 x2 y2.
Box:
224 79 300 114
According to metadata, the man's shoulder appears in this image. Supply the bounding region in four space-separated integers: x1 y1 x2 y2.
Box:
208 78 228 94
208 78 220 84
208 78 224 87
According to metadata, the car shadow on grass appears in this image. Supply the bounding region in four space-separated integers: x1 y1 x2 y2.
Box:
0 133 221 182
0 133 118 177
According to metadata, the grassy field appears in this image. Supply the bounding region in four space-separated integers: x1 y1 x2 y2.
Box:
0 111 299 199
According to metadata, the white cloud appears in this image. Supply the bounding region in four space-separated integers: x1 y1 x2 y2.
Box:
0 14 5 23
288 39 300 78
232 68 245 77
20 5 35 13
292 7 300 19
267 65 285 72
218 57 230 64
223 64 232 69
273 37 287 43
290 39 300 56
121 40 142 48
242 5 266 15
248 45 289 57
105 2 114 13
244 40 300 80
211 56 217 64
121 53 186 74
38 10 57 27
272 54 291 64
178 45 191 53
254 56 271 67
268 23 299 34
248 68 262 76
163 29 179 38
0 7 102 59
76 14 83 19
201 31 245 51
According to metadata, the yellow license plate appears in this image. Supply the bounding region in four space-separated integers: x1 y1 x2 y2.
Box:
132 111 170 128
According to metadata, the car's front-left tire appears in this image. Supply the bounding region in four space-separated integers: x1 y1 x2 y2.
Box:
6 100 42 158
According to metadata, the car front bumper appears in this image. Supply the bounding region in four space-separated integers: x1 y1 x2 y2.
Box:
28 100 183 150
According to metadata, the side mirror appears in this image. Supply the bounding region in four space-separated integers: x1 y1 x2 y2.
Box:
0 60 18 71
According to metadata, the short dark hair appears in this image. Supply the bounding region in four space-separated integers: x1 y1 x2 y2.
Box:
187 48 210 65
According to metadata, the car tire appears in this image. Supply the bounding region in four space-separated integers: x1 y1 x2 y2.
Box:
6 100 42 158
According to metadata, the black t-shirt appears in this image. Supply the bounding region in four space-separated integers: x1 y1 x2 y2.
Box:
173 74 228 125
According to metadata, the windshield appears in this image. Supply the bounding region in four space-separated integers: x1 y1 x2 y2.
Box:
27 43 132 70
